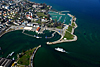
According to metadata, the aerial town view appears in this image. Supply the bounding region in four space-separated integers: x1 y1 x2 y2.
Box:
0 0 78 66
0 0 100 67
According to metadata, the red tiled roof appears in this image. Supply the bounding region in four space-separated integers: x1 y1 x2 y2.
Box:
26 15 29 17
30 16 32 18
36 27 40 31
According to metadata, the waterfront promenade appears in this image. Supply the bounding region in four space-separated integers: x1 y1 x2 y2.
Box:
0 26 24 38
0 13 78 45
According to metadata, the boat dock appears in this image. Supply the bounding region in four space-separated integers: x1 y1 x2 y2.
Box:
22 30 35 38
22 30 42 38
57 16 62 22
52 32 56 37
45 32 56 39
61 11 70 12
63 17 66 23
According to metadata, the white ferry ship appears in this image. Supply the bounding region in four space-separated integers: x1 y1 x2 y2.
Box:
55 47 66 52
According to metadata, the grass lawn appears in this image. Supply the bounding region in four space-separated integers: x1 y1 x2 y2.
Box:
16 65 26 67
67 26 72 32
17 47 36 66
47 6 50 10
36 19 41 24
72 22 75 27
64 31 74 40
37 12 46 17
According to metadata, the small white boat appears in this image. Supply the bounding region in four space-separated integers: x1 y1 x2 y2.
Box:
7 51 14 58
0 47 1 50
9 52 14 56
34 35 36 37
55 47 66 52
36 36 42 38
36 36 39 38
12 57 15 60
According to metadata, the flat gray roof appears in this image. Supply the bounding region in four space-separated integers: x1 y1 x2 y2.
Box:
0 57 13 67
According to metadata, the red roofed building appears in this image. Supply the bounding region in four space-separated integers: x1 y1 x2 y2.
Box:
0 13 2 15
26 15 29 17
36 27 40 32
30 16 32 18
25 12 33 19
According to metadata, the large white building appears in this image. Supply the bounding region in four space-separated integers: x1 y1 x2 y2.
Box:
24 27 32 30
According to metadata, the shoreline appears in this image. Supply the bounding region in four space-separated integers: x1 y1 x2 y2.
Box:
0 0 78 45
0 13 78 45
0 27 23 38
16 45 41 67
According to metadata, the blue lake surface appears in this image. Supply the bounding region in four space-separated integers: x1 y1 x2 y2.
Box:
30 0 100 67
0 0 100 67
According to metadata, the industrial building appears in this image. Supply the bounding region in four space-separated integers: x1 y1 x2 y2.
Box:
0 57 13 67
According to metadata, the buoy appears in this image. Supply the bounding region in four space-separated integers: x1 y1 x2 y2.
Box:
0 47 1 50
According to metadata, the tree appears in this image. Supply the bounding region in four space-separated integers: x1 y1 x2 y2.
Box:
53 24 56 28
47 14 50 20
43 3 47 8
54 19 58 27
51 20 53 23
58 21 61 26
61 23 63 29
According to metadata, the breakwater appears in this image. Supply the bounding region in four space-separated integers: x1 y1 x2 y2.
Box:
30 45 41 67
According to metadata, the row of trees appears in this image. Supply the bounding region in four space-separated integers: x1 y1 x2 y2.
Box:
46 19 64 29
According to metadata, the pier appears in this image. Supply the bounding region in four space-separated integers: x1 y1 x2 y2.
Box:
45 31 56 39
30 45 41 67
22 30 35 38
57 16 62 22
63 17 66 23
52 32 56 37
47 35 77 45
22 30 42 38
61 11 70 12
